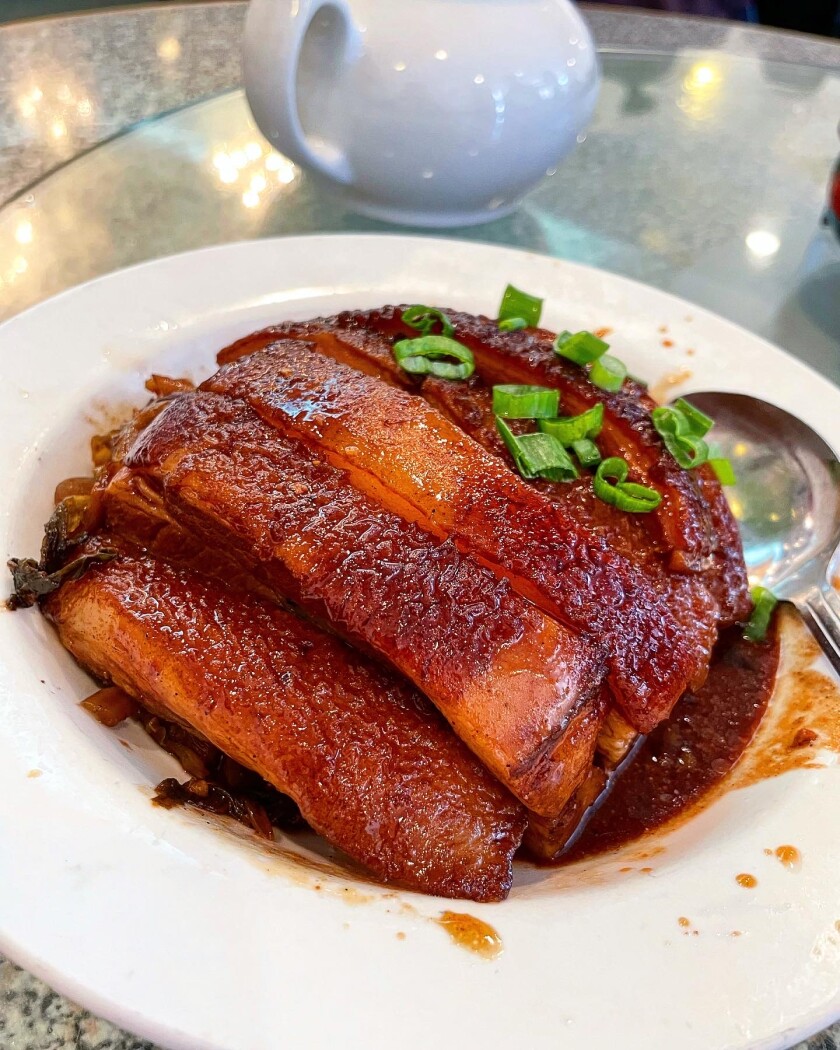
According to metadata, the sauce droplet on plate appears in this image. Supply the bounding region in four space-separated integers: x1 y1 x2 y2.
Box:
436 911 502 959
774 845 801 870
736 873 757 888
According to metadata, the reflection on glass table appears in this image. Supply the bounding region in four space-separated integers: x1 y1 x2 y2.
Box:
1 51 838 379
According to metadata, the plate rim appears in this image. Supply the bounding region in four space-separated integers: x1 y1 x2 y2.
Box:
1 233 838 1050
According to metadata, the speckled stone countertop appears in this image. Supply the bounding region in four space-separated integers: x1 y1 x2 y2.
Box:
0 4 838 1049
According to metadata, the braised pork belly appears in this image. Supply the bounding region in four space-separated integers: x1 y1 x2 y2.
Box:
10 300 756 895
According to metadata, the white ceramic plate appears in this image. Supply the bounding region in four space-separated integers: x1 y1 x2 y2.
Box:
1 235 838 1050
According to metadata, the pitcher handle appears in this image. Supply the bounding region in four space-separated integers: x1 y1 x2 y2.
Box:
244 0 355 184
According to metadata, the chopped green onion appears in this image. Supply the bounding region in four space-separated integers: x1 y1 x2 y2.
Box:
492 384 560 419
710 457 736 486
590 354 627 393
499 317 528 332
613 482 662 513
673 398 714 438
401 305 454 338
499 284 543 327
538 403 604 444
393 335 474 380
593 456 662 513
554 330 610 365
571 438 602 468
673 433 710 469
652 405 710 469
496 417 578 482
744 586 778 642
651 405 687 438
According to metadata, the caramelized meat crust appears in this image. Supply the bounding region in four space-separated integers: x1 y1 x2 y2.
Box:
220 307 748 630
202 341 715 730
45 542 527 901
104 392 607 817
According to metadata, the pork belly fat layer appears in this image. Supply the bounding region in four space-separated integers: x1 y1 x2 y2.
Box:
107 392 607 818
45 546 527 901
201 342 713 730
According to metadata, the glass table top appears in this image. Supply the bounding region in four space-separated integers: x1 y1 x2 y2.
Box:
1 50 839 381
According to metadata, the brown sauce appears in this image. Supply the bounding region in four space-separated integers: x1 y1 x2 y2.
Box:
726 608 840 787
736 873 758 888
435 911 503 959
563 623 780 862
649 367 693 404
774 845 801 870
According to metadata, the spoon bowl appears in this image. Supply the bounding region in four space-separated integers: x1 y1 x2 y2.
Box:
688 391 840 669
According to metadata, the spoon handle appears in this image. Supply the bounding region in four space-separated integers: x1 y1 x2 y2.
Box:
798 586 840 676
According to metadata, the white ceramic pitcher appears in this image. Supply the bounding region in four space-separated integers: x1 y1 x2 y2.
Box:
244 0 601 227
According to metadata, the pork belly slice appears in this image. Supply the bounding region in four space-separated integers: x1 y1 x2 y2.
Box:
201 342 714 730
524 766 607 861
218 313 748 628
220 321 691 582
219 323 663 565
44 542 527 901
693 465 752 624
103 392 607 818
385 306 749 623
333 307 715 562
230 308 748 626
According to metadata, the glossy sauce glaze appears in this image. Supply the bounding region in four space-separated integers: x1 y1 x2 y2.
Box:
774 845 802 870
435 911 503 959
562 621 780 862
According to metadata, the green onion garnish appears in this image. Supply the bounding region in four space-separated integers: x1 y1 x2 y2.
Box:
554 330 609 365
593 456 662 513
651 404 711 470
496 417 578 482
744 586 778 642
571 438 602 468
538 403 604 445
393 335 475 380
612 482 662 513
673 398 714 437
401 305 454 338
710 457 736 486
499 317 528 332
590 354 627 393
499 284 543 327
492 384 560 419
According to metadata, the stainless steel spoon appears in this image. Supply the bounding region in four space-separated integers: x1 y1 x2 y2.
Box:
688 391 840 672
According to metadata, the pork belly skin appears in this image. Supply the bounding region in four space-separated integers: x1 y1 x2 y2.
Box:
219 308 749 629
45 543 527 901
103 392 607 817
201 341 714 730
